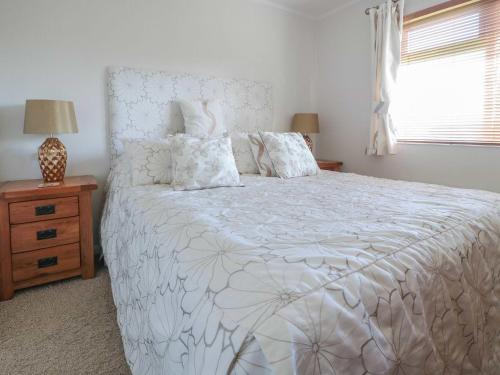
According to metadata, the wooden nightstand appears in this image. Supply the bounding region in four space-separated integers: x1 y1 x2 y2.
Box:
317 160 343 172
0 176 97 301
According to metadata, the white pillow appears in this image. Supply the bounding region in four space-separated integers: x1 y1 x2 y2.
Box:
171 136 242 191
123 138 173 186
178 99 227 137
248 133 277 177
259 132 319 179
231 133 259 174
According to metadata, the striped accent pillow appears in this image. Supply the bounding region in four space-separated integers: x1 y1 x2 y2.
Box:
248 133 277 177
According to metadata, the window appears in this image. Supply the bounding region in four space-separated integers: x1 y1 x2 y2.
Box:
392 0 500 145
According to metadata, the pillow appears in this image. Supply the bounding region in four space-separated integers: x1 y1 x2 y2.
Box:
123 138 173 186
178 99 227 137
248 133 277 177
170 136 242 191
231 133 259 174
259 132 319 179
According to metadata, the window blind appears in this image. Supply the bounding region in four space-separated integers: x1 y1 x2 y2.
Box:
392 0 500 145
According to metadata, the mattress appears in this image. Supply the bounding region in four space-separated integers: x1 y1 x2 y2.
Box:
101 171 500 375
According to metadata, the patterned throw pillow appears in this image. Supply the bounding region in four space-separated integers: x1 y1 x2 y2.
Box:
259 132 319 179
123 138 173 186
231 133 259 174
248 133 277 177
170 136 242 191
178 100 227 137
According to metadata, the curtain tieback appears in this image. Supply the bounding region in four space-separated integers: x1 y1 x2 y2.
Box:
372 101 390 114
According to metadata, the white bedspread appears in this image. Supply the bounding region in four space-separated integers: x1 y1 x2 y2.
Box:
101 172 500 375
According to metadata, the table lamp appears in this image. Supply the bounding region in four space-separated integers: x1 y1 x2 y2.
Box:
23 99 78 185
292 113 319 152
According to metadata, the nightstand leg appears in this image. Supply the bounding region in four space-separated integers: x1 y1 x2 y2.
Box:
79 191 95 279
0 200 14 301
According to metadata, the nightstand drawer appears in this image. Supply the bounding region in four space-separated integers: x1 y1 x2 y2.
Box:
11 216 80 253
9 197 79 224
12 243 81 282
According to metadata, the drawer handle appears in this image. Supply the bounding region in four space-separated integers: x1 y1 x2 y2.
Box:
35 204 56 216
38 256 58 269
37 229 57 240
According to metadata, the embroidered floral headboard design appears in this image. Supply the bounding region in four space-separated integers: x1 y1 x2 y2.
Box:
107 66 273 164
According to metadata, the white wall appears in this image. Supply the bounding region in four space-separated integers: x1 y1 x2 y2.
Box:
0 0 316 241
316 0 500 193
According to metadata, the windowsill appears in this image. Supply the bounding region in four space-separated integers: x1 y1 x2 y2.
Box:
397 141 500 148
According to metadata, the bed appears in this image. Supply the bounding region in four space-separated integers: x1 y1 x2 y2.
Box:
102 67 500 374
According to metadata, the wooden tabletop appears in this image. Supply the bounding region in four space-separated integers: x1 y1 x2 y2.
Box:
0 176 98 200
316 160 343 165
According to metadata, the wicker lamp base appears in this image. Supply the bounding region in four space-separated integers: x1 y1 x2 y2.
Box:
303 134 313 152
38 137 67 184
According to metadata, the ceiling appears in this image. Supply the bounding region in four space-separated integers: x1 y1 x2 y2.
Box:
263 0 355 18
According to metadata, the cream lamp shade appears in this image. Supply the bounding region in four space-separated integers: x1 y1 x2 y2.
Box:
292 113 320 134
23 99 78 134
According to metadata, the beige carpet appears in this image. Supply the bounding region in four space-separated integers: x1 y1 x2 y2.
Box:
0 268 131 375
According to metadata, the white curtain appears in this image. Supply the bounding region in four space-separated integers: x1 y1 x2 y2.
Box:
367 0 404 156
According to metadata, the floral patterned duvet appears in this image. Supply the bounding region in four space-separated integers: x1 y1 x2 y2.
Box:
101 172 500 375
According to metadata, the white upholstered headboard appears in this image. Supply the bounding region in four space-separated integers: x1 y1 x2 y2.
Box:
107 66 273 164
